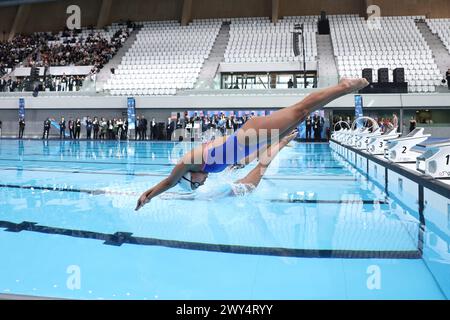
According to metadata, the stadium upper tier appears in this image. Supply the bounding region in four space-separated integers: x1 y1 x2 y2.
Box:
105 19 222 96
26 23 133 70
332 15 442 93
426 18 450 55
0 22 133 76
106 17 319 96
224 16 317 63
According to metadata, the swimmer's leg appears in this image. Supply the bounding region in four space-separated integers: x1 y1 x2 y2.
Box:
232 143 269 167
237 79 369 144
231 129 297 169
234 130 297 189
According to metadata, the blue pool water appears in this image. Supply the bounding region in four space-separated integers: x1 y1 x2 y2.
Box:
0 139 448 300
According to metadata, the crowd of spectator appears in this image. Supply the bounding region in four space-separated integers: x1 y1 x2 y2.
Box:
26 27 130 73
304 114 325 141
0 74 85 92
170 112 252 134
0 34 42 73
7 112 258 140
45 116 131 140
0 22 133 93
41 74 84 92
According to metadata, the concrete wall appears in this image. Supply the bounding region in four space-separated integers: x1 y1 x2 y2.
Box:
21 0 102 34
191 0 271 19
280 0 364 17
0 6 18 40
108 0 183 24
368 0 450 18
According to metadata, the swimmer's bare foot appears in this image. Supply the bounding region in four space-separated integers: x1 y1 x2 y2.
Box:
230 163 246 170
339 78 369 94
281 129 298 144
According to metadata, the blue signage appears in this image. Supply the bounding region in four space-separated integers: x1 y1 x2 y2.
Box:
19 98 25 119
355 95 364 118
127 97 136 130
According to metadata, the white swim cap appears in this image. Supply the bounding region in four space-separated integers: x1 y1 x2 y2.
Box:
178 172 193 191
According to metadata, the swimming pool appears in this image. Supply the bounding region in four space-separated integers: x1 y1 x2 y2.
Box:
0 139 448 300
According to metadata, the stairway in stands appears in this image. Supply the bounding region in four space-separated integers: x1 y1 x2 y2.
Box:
416 21 450 91
193 22 230 90
317 34 339 88
92 27 141 92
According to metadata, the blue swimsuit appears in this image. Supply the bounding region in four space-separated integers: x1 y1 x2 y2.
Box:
202 132 263 173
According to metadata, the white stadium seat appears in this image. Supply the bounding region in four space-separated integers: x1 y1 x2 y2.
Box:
108 20 221 96
330 15 441 93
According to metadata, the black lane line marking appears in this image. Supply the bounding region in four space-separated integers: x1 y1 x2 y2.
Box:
0 158 345 170
0 155 341 167
0 184 139 196
0 184 383 204
418 185 425 255
263 176 356 181
0 158 174 166
0 167 168 177
0 220 421 259
276 166 345 169
385 166 389 195
0 167 354 181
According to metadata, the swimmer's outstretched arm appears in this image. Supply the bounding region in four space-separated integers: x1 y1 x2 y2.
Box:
135 161 193 211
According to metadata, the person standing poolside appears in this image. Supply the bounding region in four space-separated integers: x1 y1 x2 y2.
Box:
305 115 312 141
42 118 51 140
86 117 93 140
409 116 417 133
93 117 99 139
446 69 450 90
18 117 25 139
75 118 81 139
393 113 399 131
59 117 66 139
135 78 369 211
68 118 74 139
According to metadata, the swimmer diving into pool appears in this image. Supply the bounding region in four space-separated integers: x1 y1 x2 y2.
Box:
135 78 369 211
156 128 300 201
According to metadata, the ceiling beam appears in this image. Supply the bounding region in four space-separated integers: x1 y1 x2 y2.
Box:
272 0 280 24
181 0 193 26
8 3 31 40
96 0 113 28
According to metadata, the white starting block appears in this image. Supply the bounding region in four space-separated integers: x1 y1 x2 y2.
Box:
354 127 382 150
346 127 370 147
384 128 431 163
340 127 367 146
367 127 401 155
343 116 379 147
339 128 355 145
331 128 349 142
331 121 351 142
416 139 450 178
